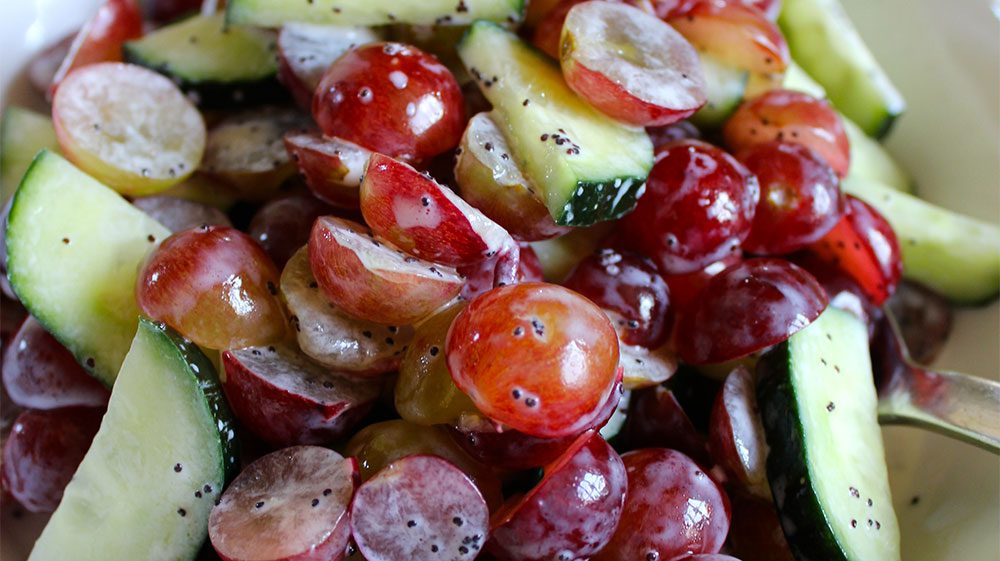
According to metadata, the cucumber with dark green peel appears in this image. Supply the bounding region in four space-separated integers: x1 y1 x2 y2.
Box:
843 177 1000 305
457 22 653 227
226 0 525 28
5 151 170 386
688 56 749 130
756 308 901 561
779 0 905 138
28 319 238 561
124 14 285 107
0 106 59 202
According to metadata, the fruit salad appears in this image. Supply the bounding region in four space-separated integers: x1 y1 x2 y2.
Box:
1 0 998 560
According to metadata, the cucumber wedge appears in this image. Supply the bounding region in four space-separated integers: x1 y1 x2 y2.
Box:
457 22 653 226
843 177 1000 305
227 0 524 27
124 14 283 107
28 319 238 561
689 55 749 130
757 308 901 561
1 106 59 203
5 151 170 385
779 0 905 138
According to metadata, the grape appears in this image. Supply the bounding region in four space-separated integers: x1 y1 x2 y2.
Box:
489 431 627 561
666 0 788 74
209 446 357 561
50 0 144 96
724 89 850 178
446 283 620 438
618 139 760 275
621 385 711 467
789 252 882 338
886 281 953 364
132 195 232 234
351 455 490 561
675 555 744 561
2 407 103 513
2 317 110 410
739 141 844 255
675 258 828 364
313 43 466 162
459 242 543 302
664 254 742 320
707 366 767 493
564 247 671 348
248 193 333 269
647 120 701 150
727 489 796 561
277 23 379 109
594 449 730 561
135 225 287 350
284 132 372 208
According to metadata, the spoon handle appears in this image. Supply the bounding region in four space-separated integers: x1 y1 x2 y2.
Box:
878 367 1000 454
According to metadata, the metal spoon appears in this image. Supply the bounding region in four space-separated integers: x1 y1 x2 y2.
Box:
872 312 1000 454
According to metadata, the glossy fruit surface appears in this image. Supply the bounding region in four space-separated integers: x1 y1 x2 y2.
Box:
647 119 701 149
209 446 357 561
1 407 103 513
309 216 464 325
564 248 671 348
676 258 827 364
248 193 333 269
594 448 730 561
2 317 109 410
136 225 287 350
739 141 844 255
277 23 378 109
727 489 796 561
132 195 232 234
284 131 371 207
806 195 902 305
313 42 466 162
619 139 760 275
350 455 490 561
886 281 952 364
221 344 381 447
50 0 144 96
707 365 767 492
664 254 741 319
459 242 544 302
621 385 710 466
489 431 627 561
724 89 850 177
667 0 788 75
560 1 707 126
446 282 620 438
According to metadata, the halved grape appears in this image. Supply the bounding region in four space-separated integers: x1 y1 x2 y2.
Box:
351 455 490 561
277 23 379 109
727 488 796 561
621 385 710 466
281 247 413 375
52 62 205 195
707 365 767 493
459 242 544 302
284 131 372 207
132 196 232 234
221 343 381 447
667 1 788 75
247 193 333 269
50 0 144 96
209 446 357 561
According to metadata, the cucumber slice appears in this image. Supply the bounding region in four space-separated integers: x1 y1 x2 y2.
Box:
843 177 1000 305
28 319 238 561
227 0 524 27
0 106 59 203
124 14 283 107
688 55 749 130
457 22 653 226
528 222 613 282
757 308 900 561
779 0 905 138
5 151 169 386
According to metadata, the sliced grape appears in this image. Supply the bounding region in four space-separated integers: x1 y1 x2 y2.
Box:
351 455 490 561
221 343 380 447
52 62 205 195
284 131 372 207
247 193 333 269
278 23 379 108
621 385 710 466
667 1 788 75
708 365 767 493
209 446 357 561
132 196 232 233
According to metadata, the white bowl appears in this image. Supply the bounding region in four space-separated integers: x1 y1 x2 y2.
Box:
1 1 997 560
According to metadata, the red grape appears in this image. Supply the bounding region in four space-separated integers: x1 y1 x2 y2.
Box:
594 448 730 561
2 317 109 410
621 385 711 466
532 0 653 59
619 139 760 275
805 195 902 306
489 431 627 561
142 0 202 22
209 446 357 561
886 281 953 364
446 283 620 438
248 193 334 269
313 42 466 162
663 254 742 320
2 407 103 513
676 258 828 364
50 0 144 96
724 89 850 178
675 555 744 561
739 141 844 255
707 366 767 493
564 247 672 348
647 120 702 150
667 0 788 75
790 252 882 338
132 195 232 234
277 23 378 109
727 489 796 561
136 225 287 350
350 455 490 561
284 131 372 208
460 242 543 302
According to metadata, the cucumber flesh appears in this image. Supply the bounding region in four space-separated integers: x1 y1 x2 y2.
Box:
779 0 905 138
124 14 283 107
5 151 170 385
1 106 59 203
457 21 653 226
843 177 1000 305
757 308 901 561
688 55 749 130
28 319 238 561
227 0 524 27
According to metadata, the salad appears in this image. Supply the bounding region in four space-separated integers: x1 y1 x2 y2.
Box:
1 0 998 560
